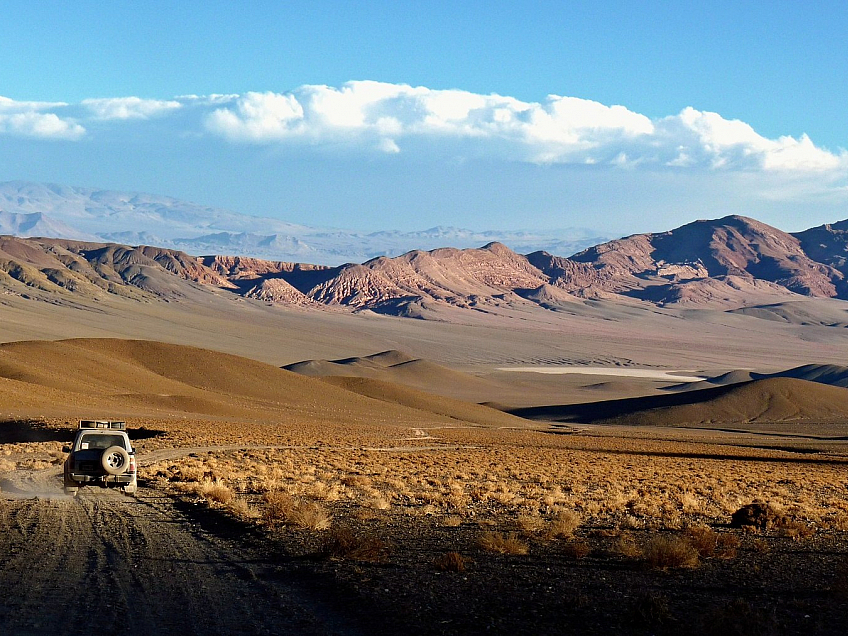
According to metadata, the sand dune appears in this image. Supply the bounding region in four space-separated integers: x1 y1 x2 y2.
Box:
510 377 848 428
321 376 532 428
284 350 506 400
773 363 848 388
0 338 525 427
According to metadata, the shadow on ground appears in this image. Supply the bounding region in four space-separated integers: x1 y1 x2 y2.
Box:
0 419 167 444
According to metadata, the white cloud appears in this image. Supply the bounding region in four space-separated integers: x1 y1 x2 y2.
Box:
201 81 845 174
0 96 84 139
4 83 847 176
82 96 182 120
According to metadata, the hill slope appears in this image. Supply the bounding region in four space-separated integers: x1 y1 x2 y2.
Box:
321 376 532 428
0 338 525 428
510 378 848 427
1 213 848 317
530 215 846 303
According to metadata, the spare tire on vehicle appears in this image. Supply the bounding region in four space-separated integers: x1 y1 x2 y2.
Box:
101 446 130 475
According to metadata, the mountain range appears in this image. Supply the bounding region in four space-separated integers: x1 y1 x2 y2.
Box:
0 209 846 321
0 181 605 265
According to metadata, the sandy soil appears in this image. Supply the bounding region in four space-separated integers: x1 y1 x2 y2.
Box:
0 311 846 635
0 474 374 635
2 429 848 636
496 367 707 382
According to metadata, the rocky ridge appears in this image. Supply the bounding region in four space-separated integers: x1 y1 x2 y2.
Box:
1 214 848 317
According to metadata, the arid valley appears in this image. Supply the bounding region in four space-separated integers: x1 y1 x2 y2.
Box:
0 212 847 634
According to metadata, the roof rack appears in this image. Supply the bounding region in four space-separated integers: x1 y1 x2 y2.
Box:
79 420 127 431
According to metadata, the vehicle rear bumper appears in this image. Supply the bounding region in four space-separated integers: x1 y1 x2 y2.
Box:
68 473 134 485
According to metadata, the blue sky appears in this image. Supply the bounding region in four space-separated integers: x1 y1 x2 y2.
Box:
1 1 847 235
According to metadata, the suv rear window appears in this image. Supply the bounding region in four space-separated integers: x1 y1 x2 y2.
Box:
78 433 127 451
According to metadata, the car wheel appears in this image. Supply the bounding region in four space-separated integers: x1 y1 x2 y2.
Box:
101 446 130 475
64 487 79 497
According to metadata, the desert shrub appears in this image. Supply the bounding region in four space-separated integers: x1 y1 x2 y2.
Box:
644 535 699 569
621 515 644 529
731 502 788 530
200 479 233 505
365 495 391 510
262 492 330 530
442 515 462 527
685 526 717 557
263 490 296 526
716 533 740 559
179 465 207 483
478 531 529 555
322 527 390 562
434 551 468 572
289 501 332 530
517 513 544 532
544 510 581 539
227 497 258 520
777 519 815 540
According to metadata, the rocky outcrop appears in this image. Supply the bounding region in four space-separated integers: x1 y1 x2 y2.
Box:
2 213 848 316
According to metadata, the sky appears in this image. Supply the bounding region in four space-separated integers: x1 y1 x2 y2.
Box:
1 0 847 235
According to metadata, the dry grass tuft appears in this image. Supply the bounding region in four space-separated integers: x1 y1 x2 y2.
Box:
227 497 258 520
685 526 717 557
262 490 296 526
544 510 581 539
322 527 390 562
716 533 740 559
434 551 468 572
516 513 544 533
614 532 642 558
200 479 233 505
442 515 463 527
644 534 699 569
289 501 332 531
478 531 529 555
261 492 331 530
777 519 815 540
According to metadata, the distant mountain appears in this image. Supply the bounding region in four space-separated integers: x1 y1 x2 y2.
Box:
1 213 848 321
0 210 97 241
0 181 606 265
529 215 846 304
793 221 848 279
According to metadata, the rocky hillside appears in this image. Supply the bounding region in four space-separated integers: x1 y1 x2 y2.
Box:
1 214 848 316
530 215 846 303
793 220 848 279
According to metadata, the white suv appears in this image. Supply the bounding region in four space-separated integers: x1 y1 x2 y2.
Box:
63 420 137 496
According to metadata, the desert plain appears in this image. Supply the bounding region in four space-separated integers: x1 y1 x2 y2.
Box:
1 228 848 634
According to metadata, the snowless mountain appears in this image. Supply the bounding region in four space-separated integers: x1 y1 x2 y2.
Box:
1 214 848 322
0 181 606 265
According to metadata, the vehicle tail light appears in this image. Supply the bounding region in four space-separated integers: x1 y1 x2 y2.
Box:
129 455 137 473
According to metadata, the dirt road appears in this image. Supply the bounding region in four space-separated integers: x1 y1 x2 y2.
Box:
0 474 366 636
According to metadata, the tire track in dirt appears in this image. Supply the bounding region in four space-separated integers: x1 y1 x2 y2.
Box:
0 475 365 635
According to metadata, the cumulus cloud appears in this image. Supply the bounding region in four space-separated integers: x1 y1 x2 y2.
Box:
82 96 182 120
4 83 846 176
201 81 846 173
0 96 85 139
